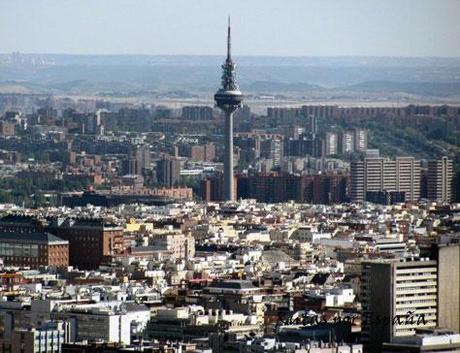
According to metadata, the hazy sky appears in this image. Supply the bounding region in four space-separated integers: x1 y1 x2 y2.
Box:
1 0 459 57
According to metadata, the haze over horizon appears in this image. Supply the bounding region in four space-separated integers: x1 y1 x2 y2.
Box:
1 0 460 57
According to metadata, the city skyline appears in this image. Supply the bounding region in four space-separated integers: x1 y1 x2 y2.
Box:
1 0 460 57
0 3 459 353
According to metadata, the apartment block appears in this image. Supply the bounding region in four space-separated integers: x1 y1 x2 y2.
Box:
361 259 438 352
427 156 453 203
351 157 420 203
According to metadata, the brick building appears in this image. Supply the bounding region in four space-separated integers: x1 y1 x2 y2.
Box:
0 231 68 268
177 143 216 162
237 172 349 204
47 218 123 270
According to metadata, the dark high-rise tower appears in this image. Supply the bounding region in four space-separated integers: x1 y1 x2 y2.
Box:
214 17 243 201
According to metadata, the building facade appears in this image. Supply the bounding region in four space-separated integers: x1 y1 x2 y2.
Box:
351 157 420 203
0 231 68 269
47 218 123 270
8 322 67 353
157 157 181 187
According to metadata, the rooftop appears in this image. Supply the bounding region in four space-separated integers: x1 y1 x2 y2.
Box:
0 231 68 245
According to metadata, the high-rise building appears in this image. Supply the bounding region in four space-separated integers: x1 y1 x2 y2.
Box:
350 160 365 202
267 107 301 122
182 106 214 120
301 105 338 118
214 18 243 201
361 259 438 352
427 156 453 202
351 157 420 203
123 144 151 176
283 125 304 140
84 112 104 135
365 190 406 205
396 157 420 202
325 132 338 156
156 156 181 187
260 139 283 167
284 138 323 158
338 130 355 154
354 128 368 151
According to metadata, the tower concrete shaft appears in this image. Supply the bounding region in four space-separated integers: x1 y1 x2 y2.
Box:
224 111 234 201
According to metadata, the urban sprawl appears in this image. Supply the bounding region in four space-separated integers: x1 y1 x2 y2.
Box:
0 25 459 353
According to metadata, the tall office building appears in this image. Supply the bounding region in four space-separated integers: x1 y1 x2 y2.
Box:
427 156 453 202
351 157 420 203
361 259 438 352
156 156 181 187
214 18 243 201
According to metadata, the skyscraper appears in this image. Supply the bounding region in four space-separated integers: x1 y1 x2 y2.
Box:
427 156 453 203
214 18 244 201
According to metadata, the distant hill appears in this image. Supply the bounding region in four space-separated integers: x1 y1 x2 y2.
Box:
1 54 460 96
345 81 460 97
246 81 323 92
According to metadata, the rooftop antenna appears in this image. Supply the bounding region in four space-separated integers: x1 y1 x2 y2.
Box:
227 16 232 61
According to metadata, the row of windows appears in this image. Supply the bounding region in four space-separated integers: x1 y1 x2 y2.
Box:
0 243 39 258
3 256 44 264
